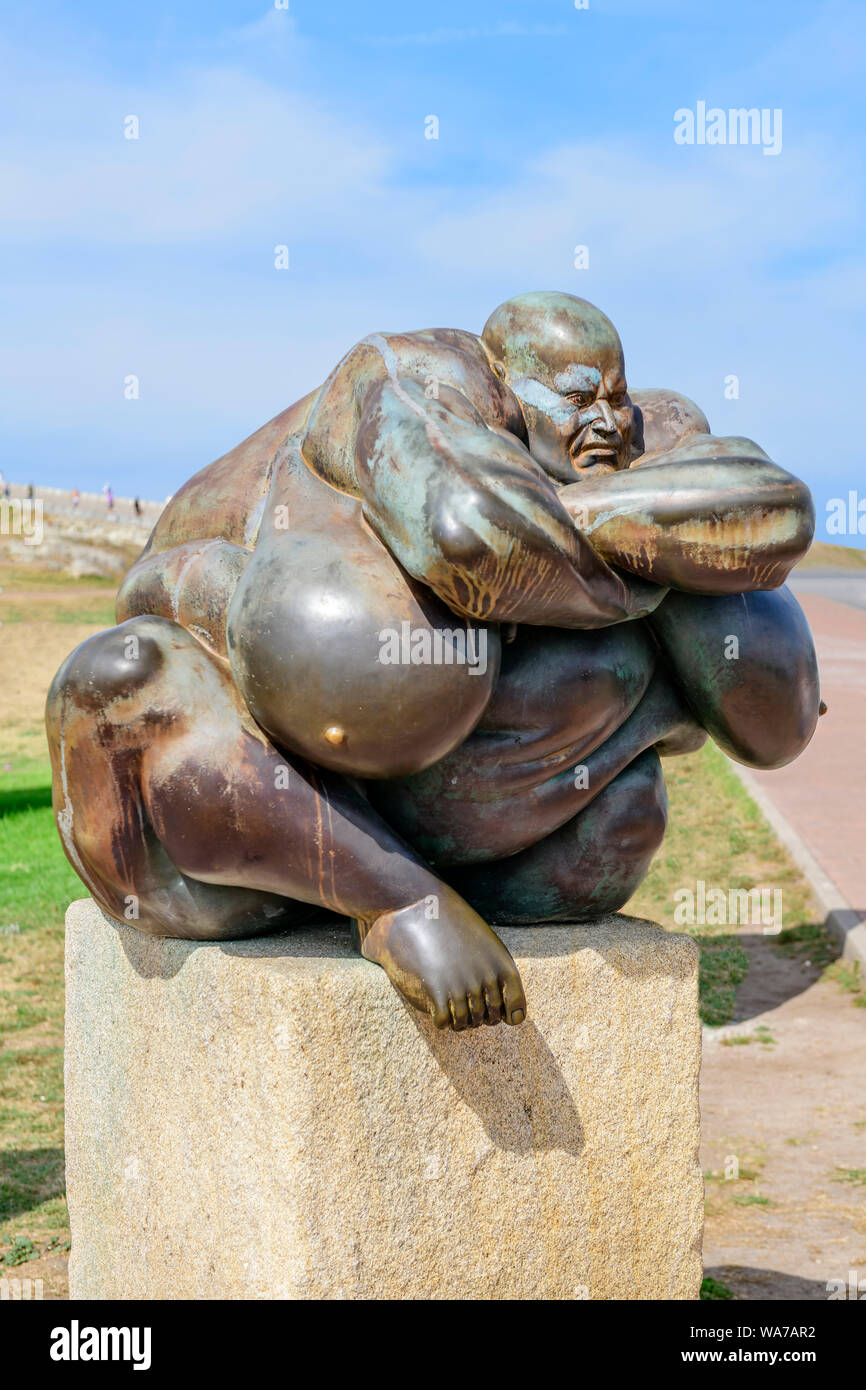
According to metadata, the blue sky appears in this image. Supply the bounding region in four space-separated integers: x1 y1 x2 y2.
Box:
1 0 864 544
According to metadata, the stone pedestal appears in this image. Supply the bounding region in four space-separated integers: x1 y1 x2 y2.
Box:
64 898 702 1300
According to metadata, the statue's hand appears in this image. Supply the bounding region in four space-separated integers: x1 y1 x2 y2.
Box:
558 439 814 594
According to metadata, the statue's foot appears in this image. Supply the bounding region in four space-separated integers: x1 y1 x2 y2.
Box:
356 889 527 1031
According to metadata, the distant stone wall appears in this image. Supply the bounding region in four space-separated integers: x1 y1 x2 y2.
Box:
2 481 164 529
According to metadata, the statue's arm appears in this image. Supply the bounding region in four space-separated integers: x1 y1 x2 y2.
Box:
557 436 815 594
354 376 664 627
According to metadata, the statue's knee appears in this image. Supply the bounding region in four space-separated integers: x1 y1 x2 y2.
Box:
48 617 169 717
598 751 667 858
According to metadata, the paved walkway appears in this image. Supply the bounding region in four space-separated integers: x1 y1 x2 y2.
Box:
789 568 866 614
750 579 866 917
703 573 866 1299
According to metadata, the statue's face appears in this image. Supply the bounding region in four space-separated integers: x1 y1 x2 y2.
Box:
482 293 636 486
506 347 636 485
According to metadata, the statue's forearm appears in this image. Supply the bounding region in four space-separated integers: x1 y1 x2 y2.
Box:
558 453 815 593
356 377 664 627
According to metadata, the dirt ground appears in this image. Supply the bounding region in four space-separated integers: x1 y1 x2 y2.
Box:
0 618 104 760
702 934 866 1299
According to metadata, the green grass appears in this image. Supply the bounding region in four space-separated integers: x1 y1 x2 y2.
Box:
775 923 837 970
0 559 119 588
704 1165 762 1183
831 1167 866 1186
0 756 76 1262
797 541 866 570
626 741 822 1027
700 1275 734 1300
0 595 117 626
824 959 866 1008
629 742 819 936
720 1025 776 1048
695 936 750 1028
0 758 81 935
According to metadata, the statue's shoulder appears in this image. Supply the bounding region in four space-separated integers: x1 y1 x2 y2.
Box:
629 388 710 459
145 389 320 555
629 388 770 469
406 327 491 362
301 326 523 492
371 328 525 444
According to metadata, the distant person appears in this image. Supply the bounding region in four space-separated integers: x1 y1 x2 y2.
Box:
27 482 34 500
72 488 80 509
106 487 115 512
134 496 143 518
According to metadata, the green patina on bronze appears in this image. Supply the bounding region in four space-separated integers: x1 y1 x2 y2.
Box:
45 292 820 1033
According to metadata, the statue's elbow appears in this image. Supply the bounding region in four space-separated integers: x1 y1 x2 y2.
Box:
757 473 815 583
714 678 821 770
721 720 818 771
782 477 816 568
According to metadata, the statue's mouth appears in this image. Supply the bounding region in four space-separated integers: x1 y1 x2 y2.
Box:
571 441 619 468
568 458 620 479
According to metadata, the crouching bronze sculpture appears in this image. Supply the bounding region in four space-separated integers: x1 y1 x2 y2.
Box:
46 292 820 1032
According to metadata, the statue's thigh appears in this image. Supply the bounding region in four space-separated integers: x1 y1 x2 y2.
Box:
46 616 310 938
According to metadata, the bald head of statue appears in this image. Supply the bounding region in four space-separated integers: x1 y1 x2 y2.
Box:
481 291 637 484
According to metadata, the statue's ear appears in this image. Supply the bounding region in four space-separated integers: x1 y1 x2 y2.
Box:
631 404 645 460
491 360 507 381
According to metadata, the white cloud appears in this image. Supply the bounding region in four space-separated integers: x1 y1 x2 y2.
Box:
366 23 569 47
0 59 393 245
217 7 300 52
736 0 866 97
414 136 855 285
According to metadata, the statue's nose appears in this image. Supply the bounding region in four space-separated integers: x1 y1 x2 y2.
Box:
588 400 617 435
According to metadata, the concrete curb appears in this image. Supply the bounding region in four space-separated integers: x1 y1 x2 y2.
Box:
727 760 866 977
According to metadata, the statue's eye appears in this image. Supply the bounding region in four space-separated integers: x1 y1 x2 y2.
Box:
567 391 595 408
